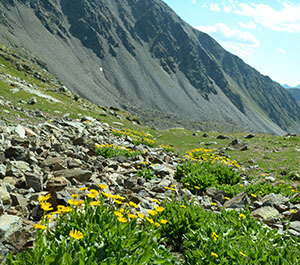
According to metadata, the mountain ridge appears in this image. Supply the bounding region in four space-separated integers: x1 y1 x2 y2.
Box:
0 0 300 135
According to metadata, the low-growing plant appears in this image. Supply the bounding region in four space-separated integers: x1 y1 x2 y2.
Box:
159 200 300 265
218 180 300 202
6 190 179 265
112 128 156 147
175 161 241 192
95 144 141 158
137 167 157 180
160 144 175 153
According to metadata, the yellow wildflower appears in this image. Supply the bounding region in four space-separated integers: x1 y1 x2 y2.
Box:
155 222 161 227
72 194 79 198
225 197 230 200
40 202 53 211
239 213 246 219
239 251 247 257
89 201 101 206
146 217 154 224
114 211 123 217
250 194 257 198
118 217 128 223
33 224 47 230
99 184 108 189
194 186 200 190
154 206 165 213
290 210 296 213
129 201 138 208
160 219 168 224
114 199 123 205
180 205 186 208
38 194 51 202
211 252 218 258
69 229 84 240
148 210 158 216
212 232 219 241
151 199 161 204
79 187 88 191
137 213 144 219
128 214 137 219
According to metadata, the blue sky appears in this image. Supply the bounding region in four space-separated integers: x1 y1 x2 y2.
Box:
162 0 300 87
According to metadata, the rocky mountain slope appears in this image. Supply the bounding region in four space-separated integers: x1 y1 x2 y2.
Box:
287 88 300 101
0 0 300 134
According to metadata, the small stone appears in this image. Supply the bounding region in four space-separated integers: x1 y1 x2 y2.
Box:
251 206 280 220
0 214 23 240
224 192 250 209
14 125 25 138
245 134 255 139
53 169 92 182
217 135 230 139
289 221 300 232
28 97 37 105
25 173 43 192
46 177 69 192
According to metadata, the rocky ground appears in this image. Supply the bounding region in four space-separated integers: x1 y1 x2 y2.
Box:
0 110 300 262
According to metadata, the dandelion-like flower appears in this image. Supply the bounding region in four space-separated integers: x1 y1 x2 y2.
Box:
118 217 128 223
239 213 246 219
33 224 47 230
129 201 138 208
211 252 218 258
154 206 165 213
89 201 101 206
137 213 144 219
69 229 84 240
160 219 168 224
40 202 53 211
148 210 158 216
99 184 108 189
38 194 51 202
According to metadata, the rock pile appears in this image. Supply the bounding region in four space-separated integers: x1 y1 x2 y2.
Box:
0 116 299 261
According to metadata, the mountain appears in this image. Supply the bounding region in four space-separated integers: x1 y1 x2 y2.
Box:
1 0 300 135
287 88 300 101
282 84 300 89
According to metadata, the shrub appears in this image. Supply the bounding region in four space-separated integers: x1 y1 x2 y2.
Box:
175 161 241 192
95 144 141 158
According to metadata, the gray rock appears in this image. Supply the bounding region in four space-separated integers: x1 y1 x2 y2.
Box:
224 192 250 209
251 206 280 220
289 221 300 232
245 134 255 139
0 185 11 205
25 173 43 192
53 169 92 182
14 125 25 138
217 135 230 139
291 210 300 221
262 193 288 207
46 177 69 192
41 156 67 171
0 214 22 240
27 97 37 105
149 164 170 177
0 164 6 178
5 146 27 160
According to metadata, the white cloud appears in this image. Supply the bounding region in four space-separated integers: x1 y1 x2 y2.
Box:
194 23 260 59
276 48 287 54
238 21 257 29
234 2 300 32
195 23 260 47
192 0 196 4
210 3 221 12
